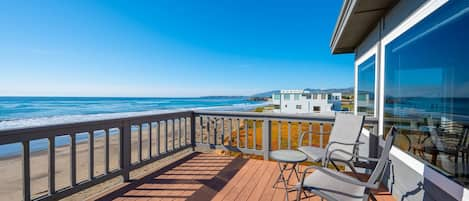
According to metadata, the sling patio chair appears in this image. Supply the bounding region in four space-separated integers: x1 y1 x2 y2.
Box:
295 126 397 201
297 113 366 172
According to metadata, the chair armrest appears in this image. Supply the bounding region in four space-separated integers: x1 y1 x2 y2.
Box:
327 148 380 162
323 141 364 166
298 131 331 146
298 166 377 190
324 141 364 158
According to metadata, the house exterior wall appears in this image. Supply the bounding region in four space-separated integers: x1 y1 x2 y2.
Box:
271 90 341 114
353 0 469 200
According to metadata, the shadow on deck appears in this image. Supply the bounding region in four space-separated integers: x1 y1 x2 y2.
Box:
93 152 395 201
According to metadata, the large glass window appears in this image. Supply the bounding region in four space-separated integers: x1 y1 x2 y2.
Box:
357 55 375 116
384 1 469 185
284 94 290 100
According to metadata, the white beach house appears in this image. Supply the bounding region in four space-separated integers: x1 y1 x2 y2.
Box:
271 89 341 114
331 0 469 200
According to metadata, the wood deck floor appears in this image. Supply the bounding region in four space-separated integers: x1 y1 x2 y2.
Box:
94 152 395 201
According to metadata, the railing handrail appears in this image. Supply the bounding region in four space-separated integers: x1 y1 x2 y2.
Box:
194 110 379 124
0 110 193 138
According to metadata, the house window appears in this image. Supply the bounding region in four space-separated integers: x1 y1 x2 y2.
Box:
313 94 318 99
321 94 326 100
273 94 280 100
296 105 302 109
305 94 311 99
313 106 320 112
284 94 290 100
357 55 375 116
384 1 469 185
294 94 300 100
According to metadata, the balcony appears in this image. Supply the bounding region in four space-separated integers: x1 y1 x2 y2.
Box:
0 110 393 201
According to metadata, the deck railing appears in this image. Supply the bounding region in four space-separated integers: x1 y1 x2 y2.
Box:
0 110 378 201
193 110 379 160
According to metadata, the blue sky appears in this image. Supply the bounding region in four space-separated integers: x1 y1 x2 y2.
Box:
0 0 353 97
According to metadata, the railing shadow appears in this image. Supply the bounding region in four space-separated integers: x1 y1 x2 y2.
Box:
95 152 247 201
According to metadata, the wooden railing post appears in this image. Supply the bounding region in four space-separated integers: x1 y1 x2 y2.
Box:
262 120 272 160
48 136 56 195
190 112 197 150
121 121 131 182
22 141 31 201
70 134 77 186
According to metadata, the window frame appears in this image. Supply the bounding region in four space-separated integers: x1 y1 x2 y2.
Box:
356 54 377 117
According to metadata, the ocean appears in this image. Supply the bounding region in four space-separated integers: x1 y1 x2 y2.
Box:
0 96 267 157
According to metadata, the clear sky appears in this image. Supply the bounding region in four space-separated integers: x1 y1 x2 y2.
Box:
0 0 353 97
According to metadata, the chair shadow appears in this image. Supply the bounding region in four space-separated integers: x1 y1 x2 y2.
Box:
96 152 247 201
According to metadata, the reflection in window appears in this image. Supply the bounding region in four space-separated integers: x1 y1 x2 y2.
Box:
284 94 290 100
384 1 469 185
273 94 280 100
357 55 375 116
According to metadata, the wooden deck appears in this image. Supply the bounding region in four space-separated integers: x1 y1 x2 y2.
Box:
94 152 395 201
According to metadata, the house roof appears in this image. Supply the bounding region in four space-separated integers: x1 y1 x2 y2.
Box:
330 0 398 54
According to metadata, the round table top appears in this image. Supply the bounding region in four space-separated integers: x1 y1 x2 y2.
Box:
270 150 307 163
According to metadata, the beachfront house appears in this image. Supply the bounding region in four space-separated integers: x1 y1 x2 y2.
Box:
331 0 469 200
271 89 341 114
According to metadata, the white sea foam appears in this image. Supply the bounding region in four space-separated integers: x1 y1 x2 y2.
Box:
0 102 269 130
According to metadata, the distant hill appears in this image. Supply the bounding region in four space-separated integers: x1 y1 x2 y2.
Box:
251 87 353 98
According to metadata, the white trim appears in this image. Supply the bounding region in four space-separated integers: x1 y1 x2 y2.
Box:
462 189 469 201
390 146 424 174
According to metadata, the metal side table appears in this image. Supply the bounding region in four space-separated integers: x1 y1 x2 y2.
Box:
271 150 307 190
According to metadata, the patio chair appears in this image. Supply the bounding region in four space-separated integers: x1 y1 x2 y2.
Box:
295 126 397 201
297 113 365 172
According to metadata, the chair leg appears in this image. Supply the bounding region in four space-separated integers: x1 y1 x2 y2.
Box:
296 188 302 201
363 190 375 201
347 162 358 174
331 160 341 171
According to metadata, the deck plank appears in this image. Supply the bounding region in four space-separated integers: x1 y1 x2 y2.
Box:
211 159 257 201
234 159 272 201
220 159 263 201
245 161 277 201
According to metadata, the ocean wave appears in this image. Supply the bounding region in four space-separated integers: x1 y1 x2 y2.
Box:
0 102 269 130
